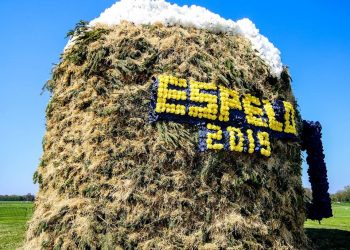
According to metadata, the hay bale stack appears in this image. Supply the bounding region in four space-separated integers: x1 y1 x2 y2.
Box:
25 21 308 249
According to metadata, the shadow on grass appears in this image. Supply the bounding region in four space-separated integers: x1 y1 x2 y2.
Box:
305 228 350 250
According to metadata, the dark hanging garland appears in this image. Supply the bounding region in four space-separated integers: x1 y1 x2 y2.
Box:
302 120 332 221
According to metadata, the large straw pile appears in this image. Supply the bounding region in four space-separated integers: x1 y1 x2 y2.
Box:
24 21 309 249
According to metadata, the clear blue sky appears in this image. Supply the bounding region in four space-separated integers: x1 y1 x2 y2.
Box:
0 0 349 195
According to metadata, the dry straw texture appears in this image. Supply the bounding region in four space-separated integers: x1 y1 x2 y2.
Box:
24 22 309 249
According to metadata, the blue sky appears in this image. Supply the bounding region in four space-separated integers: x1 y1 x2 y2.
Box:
0 0 349 195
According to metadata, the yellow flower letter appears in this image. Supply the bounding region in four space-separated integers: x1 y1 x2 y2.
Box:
283 101 297 135
243 94 268 128
206 123 224 150
227 126 244 152
218 86 242 122
263 100 283 132
155 75 187 115
189 80 218 120
257 131 271 157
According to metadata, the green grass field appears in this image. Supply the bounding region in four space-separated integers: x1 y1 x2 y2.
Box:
0 202 349 249
305 202 350 250
0 202 33 250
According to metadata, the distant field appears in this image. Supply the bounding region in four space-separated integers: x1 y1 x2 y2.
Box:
305 202 350 250
0 201 33 250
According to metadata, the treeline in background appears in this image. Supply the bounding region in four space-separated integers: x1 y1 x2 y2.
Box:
305 186 350 203
1 188 350 203
0 193 35 201
331 186 350 202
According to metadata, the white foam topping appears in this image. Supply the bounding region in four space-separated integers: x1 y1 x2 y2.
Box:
89 0 283 77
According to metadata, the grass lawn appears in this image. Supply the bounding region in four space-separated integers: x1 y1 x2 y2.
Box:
305 202 350 250
0 201 33 250
0 201 349 249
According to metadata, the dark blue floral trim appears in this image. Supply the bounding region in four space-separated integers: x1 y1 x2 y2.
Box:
149 77 298 151
302 120 332 220
149 77 332 220
197 125 271 153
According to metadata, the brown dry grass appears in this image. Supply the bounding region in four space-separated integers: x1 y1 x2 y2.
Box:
24 22 308 249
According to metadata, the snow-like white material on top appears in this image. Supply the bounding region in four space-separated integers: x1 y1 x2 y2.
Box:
90 0 283 77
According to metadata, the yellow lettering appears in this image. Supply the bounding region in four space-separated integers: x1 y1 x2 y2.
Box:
155 75 187 115
263 100 283 132
243 94 268 128
283 101 297 135
218 86 242 122
257 131 271 157
227 126 244 152
206 123 224 150
189 80 218 120
247 129 255 154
